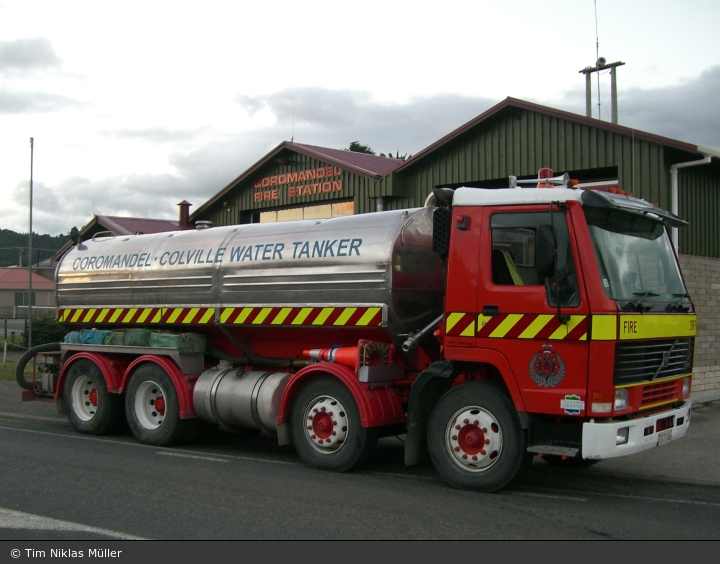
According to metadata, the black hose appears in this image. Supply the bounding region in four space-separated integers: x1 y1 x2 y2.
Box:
15 342 61 390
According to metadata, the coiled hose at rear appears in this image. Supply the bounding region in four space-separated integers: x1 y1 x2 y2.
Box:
15 342 61 390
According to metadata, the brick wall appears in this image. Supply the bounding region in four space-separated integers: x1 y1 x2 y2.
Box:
678 254 720 401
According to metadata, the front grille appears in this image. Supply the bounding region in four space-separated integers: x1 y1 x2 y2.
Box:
641 380 678 407
613 338 693 386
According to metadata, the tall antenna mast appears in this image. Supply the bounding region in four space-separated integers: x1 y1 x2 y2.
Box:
579 1 625 123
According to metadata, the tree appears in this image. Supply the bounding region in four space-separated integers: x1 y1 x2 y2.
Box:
347 141 375 155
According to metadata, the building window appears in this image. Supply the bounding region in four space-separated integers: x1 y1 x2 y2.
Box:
15 292 36 306
259 201 354 223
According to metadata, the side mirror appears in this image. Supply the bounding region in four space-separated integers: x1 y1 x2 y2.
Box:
535 224 556 279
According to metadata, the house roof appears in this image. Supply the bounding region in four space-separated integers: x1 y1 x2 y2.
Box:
0 268 55 290
92 216 179 236
394 97 705 173
51 215 180 262
190 141 404 220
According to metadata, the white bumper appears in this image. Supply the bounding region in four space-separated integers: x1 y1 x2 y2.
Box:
581 401 691 460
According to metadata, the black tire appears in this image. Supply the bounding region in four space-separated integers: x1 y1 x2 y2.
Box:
427 381 527 492
63 359 124 435
290 376 378 472
540 454 600 468
125 364 198 446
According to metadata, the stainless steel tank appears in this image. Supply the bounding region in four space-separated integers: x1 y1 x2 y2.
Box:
56 207 445 342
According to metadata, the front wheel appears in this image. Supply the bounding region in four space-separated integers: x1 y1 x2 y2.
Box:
427 381 527 492
290 377 377 472
125 364 197 446
63 359 123 435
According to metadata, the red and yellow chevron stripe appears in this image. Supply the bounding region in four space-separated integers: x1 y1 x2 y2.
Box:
59 307 215 325
219 306 383 327
58 305 384 328
446 312 588 341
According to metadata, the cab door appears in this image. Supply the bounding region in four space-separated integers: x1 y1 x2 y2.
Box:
476 205 590 417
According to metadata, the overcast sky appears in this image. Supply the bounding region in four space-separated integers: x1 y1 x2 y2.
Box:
2 0 720 236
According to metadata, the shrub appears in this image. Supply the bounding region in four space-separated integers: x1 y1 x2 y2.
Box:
22 314 67 347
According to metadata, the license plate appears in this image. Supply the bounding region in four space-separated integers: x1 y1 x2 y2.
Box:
657 429 673 446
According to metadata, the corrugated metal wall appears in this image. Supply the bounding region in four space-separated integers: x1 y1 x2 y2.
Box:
392 108 673 211
680 163 720 258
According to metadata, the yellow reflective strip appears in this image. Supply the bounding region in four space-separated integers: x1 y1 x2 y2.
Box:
460 319 476 337
292 308 313 325
122 309 138 323
137 308 153 323
313 308 334 325
446 312 466 333
272 308 293 325
220 308 234 324
519 314 554 339
549 315 586 340
181 308 200 324
167 308 183 323
591 315 617 340
489 314 524 338
109 309 123 323
70 309 83 323
58 309 68 322
151 309 164 323
82 309 97 323
579 333 587 341
253 308 272 324
234 308 253 324
619 314 696 340
334 308 357 326
96 309 110 323
357 307 381 326
199 308 215 324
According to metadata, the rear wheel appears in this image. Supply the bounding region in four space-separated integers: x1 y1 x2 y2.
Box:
427 381 527 492
64 359 123 435
290 377 377 472
125 364 197 446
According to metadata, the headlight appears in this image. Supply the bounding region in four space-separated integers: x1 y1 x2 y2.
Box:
614 388 629 411
681 377 691 397
616 427 629 445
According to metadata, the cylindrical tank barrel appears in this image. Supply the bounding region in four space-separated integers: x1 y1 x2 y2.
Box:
56 207 445 342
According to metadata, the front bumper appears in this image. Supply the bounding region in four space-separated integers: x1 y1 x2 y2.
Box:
581 401 691 460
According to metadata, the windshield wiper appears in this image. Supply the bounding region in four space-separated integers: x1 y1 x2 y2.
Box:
622 291 659 312
666 293 691 313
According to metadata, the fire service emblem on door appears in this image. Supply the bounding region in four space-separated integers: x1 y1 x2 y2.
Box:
528 344 566 388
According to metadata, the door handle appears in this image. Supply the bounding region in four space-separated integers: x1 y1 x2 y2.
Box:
482 305 500 316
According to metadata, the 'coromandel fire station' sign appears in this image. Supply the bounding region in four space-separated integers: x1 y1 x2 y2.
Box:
253 166 343 202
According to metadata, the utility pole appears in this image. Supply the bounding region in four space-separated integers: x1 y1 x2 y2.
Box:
28 138 34 349
579 58 625 124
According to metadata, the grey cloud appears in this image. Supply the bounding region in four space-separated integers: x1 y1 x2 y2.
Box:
551 66 720 149
100 127 208 143
0 37 62 71
0 89 85 114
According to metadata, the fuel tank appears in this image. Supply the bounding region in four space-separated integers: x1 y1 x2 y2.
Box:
56 207 445 342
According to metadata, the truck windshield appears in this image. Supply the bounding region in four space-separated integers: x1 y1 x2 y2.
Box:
584 207 690 312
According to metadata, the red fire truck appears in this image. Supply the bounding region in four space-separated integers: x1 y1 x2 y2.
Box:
18 169 695 492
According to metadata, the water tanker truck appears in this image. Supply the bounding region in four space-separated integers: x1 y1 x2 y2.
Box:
18 170 696 492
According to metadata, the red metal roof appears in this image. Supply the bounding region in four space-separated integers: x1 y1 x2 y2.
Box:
0 268 55 290
94 216 179 235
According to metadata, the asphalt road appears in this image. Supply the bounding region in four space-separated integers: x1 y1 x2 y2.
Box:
0 380 718 541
